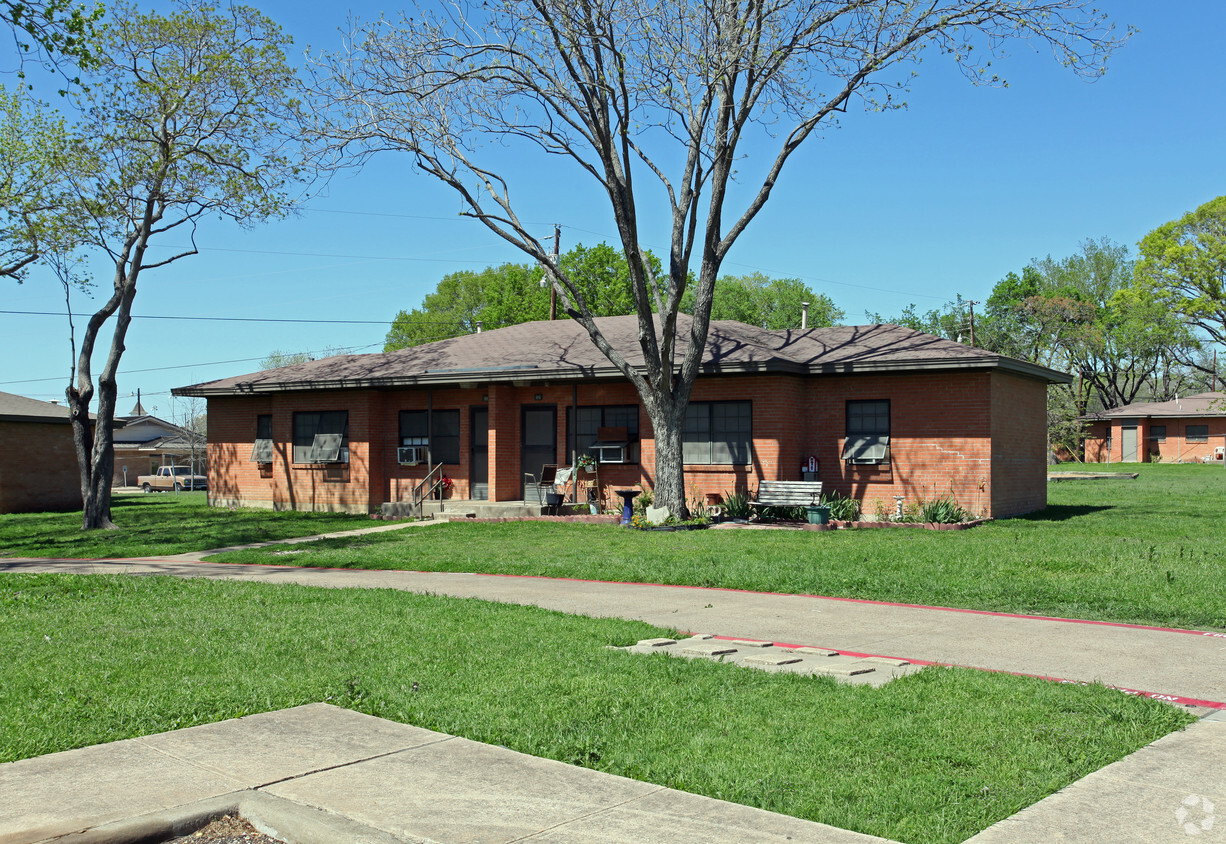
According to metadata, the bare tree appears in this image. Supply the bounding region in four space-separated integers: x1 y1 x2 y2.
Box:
312 0 1126 515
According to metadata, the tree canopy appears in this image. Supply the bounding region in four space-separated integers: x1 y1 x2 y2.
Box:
310 0 1126 514
1135 195 1226 348
2 0 102 85
683 272 843 330
384 242 661 351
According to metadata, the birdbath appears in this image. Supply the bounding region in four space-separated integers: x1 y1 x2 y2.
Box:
613 489 640 526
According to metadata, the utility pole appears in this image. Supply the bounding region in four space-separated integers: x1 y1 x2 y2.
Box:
549 224 561 321
966 300 980 347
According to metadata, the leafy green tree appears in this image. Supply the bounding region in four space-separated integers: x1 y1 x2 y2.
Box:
9 1 312 529
2 0 102 85
1135 195 1226 348
384 243 658 351
983 239 1200 460
312 0 1125 516
684 272 843 330
0 85 80 277
867 295 978 344
259 346 350 370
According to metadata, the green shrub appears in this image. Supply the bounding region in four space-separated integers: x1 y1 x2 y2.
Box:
919 496 968 524
721 490 752 520
821 491 861 521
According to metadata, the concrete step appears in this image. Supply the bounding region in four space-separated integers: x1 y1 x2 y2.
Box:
381 499 587 520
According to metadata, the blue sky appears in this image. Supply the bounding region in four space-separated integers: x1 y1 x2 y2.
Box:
3 1 1224 420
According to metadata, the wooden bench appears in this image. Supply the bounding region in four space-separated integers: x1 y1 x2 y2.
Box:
749 480 823 517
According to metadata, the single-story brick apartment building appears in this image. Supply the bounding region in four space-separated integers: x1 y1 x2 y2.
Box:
174 316 1068 518
1083 392 1226 463
0 390 100 514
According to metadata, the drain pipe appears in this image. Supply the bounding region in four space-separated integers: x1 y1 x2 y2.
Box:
801 302 810 329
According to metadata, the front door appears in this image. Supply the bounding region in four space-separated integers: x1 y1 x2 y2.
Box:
521 406 557 500
470 407 488 500
1122 422 1138 462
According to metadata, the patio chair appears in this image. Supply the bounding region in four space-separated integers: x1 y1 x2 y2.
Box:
524 463 558 505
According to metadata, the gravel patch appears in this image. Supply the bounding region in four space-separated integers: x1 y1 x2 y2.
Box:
164 814 286 844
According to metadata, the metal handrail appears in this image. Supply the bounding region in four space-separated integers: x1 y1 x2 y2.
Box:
411 463 447 519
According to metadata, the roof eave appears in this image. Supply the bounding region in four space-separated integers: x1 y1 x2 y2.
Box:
175 353 1069 397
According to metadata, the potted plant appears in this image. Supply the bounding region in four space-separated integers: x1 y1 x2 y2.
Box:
576 453 597 473
438 474 454 499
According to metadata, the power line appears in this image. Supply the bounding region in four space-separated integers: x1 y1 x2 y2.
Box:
1 309 391 325
0 343 386 387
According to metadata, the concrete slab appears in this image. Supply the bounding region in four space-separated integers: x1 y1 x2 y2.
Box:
0 738 244 844
523 785 888 843
137 703 452 787
266 736 663 843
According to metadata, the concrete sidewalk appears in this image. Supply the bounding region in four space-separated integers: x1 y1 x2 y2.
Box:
0 703 889 844
4 554 1224 707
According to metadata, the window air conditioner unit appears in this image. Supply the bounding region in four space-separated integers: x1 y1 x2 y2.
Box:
398 446 426 465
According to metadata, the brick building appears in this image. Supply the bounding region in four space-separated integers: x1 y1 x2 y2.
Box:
175 317 1066 518
0 391 96 514
1083 392 1226 464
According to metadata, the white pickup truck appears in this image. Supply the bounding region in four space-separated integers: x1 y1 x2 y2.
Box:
137 466 208 493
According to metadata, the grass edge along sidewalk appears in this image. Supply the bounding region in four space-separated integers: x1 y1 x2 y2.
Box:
206 464 1226 632
0 572 1197 844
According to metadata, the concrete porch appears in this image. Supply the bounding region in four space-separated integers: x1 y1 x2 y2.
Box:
381 498 596 520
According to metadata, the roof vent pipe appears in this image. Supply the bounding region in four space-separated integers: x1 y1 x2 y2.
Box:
475 321 483 333
801 302 810 330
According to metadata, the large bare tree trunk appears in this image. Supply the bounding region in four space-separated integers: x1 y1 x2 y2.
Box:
644 396 688 519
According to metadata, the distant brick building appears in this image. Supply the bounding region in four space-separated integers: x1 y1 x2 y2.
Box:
175 317 1066 519
0 391 96 514
1083 392 1226 464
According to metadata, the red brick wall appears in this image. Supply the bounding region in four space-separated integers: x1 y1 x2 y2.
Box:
0 420 84 513
204 368 1052 517
989 371 1048 517
801 371 995 519
208 393 374 513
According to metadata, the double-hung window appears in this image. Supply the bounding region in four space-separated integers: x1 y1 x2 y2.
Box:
683 401 751 465
251 414 273 462
843 400 890 464
293 411 348 463
568 405 639 464
399 410 460 464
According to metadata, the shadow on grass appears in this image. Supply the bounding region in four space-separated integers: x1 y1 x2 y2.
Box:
1019 504 1113 522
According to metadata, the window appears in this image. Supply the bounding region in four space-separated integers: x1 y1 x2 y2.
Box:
293 411 349 463
1187 424 1209 443
1149 425 1166 442
684 401 751 465
250 414 273 462
567 405 639 464
843 399 890 464
399 410 460 464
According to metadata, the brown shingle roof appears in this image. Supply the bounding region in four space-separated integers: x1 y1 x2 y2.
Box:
174 316 1069 397
1087 392 1226 420
0 390 76 423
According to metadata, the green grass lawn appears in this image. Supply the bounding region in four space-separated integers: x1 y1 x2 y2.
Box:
0 492 375 559
0 573 1195 844
206 464 1226 631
